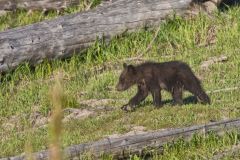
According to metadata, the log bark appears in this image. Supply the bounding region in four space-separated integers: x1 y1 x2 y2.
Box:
0 0 80 11
0 0 194 73
1 118 240 160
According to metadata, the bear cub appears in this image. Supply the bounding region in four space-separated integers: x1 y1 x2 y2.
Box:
116 61 210 111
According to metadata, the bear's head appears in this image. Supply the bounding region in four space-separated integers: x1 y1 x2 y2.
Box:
116 63 137 91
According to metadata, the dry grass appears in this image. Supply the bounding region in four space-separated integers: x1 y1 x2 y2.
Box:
49 77 64 160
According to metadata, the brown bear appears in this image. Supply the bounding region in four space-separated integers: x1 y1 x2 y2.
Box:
116 61 210 111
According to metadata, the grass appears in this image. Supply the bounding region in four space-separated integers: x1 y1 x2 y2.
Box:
124 131 240 160
0 2 240 159
0 0 102 31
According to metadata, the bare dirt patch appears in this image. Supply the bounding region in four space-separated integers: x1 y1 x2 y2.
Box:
63 108 95 122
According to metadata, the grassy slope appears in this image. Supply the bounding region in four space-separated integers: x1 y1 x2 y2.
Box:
0 2 240 159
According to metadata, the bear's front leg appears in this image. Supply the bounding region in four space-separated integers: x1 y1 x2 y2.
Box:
121 104 134 112
121 85 148 112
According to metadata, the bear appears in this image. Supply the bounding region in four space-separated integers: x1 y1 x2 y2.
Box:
116 61 210 111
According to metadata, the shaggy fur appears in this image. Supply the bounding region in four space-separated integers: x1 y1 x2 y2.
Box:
116 61 210 111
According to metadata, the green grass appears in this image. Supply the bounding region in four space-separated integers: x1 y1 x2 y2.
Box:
0 0 102 31
0 3 240 159
143 132 240 160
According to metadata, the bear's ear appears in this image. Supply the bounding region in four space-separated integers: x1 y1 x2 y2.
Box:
123 63 128 69
127 65 136 73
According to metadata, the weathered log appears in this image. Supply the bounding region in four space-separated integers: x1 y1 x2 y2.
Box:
0 0 80 11
1 118 240 160
0 0 195 73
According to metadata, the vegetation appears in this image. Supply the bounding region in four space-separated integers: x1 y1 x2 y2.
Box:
138 132 240 160
0 0 240 159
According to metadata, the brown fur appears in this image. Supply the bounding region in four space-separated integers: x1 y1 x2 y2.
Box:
116 61 210 111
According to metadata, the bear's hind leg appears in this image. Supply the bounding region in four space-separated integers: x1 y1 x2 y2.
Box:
178 64 210 105
185 81 210 105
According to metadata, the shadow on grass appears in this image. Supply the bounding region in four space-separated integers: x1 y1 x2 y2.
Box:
137 96 198 109
161 96 198 106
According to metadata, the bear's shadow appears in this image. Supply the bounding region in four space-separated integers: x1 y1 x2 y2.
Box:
139 96 198 107
163 95 198 105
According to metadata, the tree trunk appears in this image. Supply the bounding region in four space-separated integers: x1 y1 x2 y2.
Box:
0 0 80 11
1 118 240 160
0 0 194 73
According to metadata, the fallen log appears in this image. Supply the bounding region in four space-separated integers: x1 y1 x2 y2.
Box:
0 0 226 73
0 0 80 11
1 118 240 160
0 0 195 73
